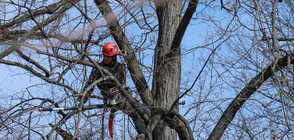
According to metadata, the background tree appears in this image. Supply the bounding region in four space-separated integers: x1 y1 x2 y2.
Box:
0 0 294 140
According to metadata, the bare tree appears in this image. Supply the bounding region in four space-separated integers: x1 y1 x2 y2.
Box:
1 0 294 140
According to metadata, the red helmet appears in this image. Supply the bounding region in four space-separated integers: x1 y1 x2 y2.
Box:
102 42 119 56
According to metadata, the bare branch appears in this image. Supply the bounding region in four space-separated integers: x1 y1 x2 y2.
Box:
170 0 199 52
93 0 152 106
208 53 294 140
0 0 68 28
49 123 77 140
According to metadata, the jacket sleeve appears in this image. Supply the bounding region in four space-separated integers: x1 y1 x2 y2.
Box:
118 63 126 85
80 68 101 103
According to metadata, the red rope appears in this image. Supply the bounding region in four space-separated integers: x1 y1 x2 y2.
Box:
108 114 115 138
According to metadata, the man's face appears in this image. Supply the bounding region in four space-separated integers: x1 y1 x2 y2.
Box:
103 55 115 64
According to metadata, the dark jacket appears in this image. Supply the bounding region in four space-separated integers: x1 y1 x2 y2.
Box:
82 60 125 102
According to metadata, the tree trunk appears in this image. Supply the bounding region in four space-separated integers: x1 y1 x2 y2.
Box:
152 0 182 139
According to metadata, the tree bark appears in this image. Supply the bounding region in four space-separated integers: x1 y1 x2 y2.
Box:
152 0 182 139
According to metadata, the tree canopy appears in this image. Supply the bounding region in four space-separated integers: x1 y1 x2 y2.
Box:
0 0 294 139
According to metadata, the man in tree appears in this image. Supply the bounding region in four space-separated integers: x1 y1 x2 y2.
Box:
81 42 125 105
80 42 146 137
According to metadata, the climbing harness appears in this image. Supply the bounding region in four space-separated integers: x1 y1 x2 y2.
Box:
107 51 127 138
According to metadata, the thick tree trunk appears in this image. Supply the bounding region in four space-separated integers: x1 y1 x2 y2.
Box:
152 0 182 139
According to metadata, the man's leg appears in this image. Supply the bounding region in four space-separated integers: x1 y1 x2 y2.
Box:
119 99 146 134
